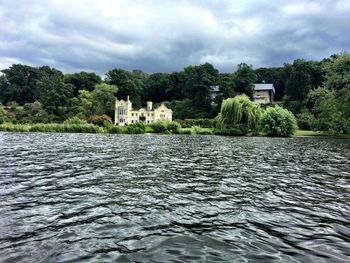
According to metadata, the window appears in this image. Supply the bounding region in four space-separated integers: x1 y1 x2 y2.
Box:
119 118 124 122
147 120 150 124
132 113 134 117
147 113 150 117
131 120 134 123
160 114 165 118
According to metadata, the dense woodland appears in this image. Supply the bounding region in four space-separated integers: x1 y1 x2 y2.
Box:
0 52 349 134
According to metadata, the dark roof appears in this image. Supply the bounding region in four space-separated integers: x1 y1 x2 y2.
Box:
254 83 275 93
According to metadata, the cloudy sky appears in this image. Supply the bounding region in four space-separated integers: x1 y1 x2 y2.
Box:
0 0 349 74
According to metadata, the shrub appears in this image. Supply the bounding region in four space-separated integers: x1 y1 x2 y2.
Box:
260 105 298 137
297 111 315 130
150 120 181 134
178 128 192 134
191 126 214 135
176 118 214 128
64 117 88 125
126 121 146 134
87 114 112 126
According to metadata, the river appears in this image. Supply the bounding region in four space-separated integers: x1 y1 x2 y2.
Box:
0 132 350 262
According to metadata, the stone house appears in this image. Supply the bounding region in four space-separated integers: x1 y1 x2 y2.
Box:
114 96 172 126
253 83 275 104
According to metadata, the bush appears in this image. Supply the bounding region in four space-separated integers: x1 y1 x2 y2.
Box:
297 111 315 130
260 105 298 137
126 121 146 134
191 126 214 135
64 117 88 125
0 122 102 133
87 114 112 126
176 118 214 128
150 120 181 134
178 128 192 134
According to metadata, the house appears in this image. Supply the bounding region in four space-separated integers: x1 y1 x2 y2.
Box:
114 96 172 126
253 83 275 104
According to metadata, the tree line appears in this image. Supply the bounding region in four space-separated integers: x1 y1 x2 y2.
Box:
0 52 349 134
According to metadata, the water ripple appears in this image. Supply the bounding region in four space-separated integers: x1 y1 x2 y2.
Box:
0 132 350 262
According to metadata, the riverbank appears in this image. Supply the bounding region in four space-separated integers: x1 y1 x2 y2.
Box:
0 122 349 138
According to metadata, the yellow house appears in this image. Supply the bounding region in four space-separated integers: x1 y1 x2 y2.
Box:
114 96 172 126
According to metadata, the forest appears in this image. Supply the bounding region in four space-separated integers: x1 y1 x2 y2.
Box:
0 52 349 135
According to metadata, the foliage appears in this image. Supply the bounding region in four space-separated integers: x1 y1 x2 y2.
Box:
0 122 102 133
150 120 181 134
37 69 74 116
191 126 214 135
183 63 219 112
126 121 146 134
216 95 261 135
87 114 112 127
0 64 43 104
322 52 350 90
105 68 146 108
296 111 315 130
284 59 322 104
307 87 350 134
63 117 88 125
260 105 298 137
64 72 102 95
176 118 214 128
233 63 257 99
91 83 118 117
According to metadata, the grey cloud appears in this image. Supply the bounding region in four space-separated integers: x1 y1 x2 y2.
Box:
0 0 349 74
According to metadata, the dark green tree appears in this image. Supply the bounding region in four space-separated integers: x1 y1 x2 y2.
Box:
37 70 73 116
0 64 42 104
64 72 102 95
183 63 219 112
322 52 350 90
233 63 257 99
105 68 145 108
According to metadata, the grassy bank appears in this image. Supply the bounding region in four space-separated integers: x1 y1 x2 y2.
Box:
1 123 349 138
294 130 350 138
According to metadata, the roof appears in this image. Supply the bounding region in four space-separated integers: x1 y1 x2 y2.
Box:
210 85 220 93
254 83 275 93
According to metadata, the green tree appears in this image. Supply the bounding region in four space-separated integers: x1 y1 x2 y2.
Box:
283 59 323 113
91 83 118 117
233 63 257 99
105 68 145 108
260 106 298 137
0 64 42 104
307 87 349 134
64 72 102 95
216 95 261 135
322 52 350 90
145 73 170 102
183 63 219 112
37 71 73 116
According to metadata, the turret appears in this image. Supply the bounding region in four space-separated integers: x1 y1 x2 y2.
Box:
147 101 153 111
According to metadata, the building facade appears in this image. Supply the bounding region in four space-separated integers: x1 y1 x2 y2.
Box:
114 96 172 126
253 83 275 104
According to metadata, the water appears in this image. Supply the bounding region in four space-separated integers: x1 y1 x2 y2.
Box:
0 132 350 262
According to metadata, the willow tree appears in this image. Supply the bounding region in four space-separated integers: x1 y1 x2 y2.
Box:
216 95 261 135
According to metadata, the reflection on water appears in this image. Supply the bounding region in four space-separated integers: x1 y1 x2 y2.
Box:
0 132 350 262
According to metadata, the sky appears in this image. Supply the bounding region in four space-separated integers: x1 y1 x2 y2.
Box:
0 0 349 74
